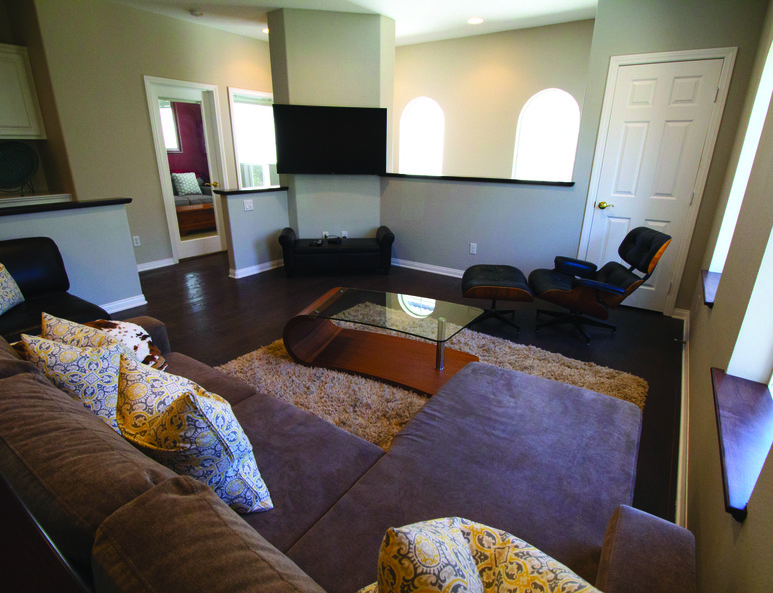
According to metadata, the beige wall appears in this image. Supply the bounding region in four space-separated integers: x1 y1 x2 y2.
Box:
394 20 594 179
687 77 773 593
29 0 272 265
267 9 394 238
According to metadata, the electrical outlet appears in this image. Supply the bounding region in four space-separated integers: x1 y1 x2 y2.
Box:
243 199 254 211
322 231 329 239
132 235 141 247
341 230 348 238
469 242 477 255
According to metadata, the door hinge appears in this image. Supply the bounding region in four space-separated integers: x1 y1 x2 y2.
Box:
689 191 695 206
714 87 720 103
667 282 673 295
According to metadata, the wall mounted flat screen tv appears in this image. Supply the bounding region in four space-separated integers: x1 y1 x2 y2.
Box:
272 104 387 175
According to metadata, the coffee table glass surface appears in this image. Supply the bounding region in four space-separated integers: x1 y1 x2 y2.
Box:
307 287 483 343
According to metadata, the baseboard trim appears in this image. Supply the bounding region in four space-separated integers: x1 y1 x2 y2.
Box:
672 307 691 528
392 258 465 278
230 259 283 279
137 258 175 272
102 294 148 314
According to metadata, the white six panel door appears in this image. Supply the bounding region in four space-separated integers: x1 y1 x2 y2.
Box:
585 58 723 311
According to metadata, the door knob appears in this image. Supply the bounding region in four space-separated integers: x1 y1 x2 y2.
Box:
211 181 219 187
598 201 614 210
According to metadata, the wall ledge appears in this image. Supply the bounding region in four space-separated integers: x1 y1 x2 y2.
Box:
711 367 773 521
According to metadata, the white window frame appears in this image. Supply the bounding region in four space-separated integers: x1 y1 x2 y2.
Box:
227 88 276 190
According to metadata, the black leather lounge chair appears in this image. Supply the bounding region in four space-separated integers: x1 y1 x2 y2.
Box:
527 227 672 343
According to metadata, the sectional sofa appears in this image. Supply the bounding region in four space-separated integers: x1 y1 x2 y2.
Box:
0 316 696 592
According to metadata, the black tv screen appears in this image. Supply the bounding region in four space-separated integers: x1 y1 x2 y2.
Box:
272 104 387 175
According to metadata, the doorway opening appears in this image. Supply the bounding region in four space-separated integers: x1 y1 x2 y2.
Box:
144 76 228 261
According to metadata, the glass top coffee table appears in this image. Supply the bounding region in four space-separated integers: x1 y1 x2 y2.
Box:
283 287 484 395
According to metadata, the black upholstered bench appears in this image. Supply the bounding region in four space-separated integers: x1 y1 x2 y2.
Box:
279 226 395 277
462 264 533 331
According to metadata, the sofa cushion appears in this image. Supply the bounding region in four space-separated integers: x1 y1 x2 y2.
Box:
232 391 384 552
19 334 121 431
287 363 642 593
116 355 273 514
92 475 325 593
0 293 110 344
0 371 176 570
0 263 24 314
0 335 40 379
163 351 257 405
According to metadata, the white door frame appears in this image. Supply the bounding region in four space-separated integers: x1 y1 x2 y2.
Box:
578 47 737 315
144 75 230 262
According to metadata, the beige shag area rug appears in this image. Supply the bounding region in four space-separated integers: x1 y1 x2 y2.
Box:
217 311 648 450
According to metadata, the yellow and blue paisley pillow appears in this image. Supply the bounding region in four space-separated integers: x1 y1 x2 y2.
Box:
41 313 138 360
116 355 273 514
19 334 121 431
361 517 599 593
0 263 24 314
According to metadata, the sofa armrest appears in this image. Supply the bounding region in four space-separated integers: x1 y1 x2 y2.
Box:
554 255 597 277
278 228 298 277
596 505 696 593
125 316 171 356
376 226 394 273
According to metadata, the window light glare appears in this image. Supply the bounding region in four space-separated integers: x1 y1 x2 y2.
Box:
467 17 484 25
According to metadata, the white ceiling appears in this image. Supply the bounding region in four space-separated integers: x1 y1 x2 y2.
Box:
113 0 597 46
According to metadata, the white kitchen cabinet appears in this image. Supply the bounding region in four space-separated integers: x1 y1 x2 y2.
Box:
0 43 45 139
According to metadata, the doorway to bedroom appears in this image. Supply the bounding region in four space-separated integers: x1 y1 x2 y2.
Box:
144 76 228 261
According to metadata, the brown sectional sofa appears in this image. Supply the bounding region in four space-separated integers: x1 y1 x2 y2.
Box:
0 316 696 592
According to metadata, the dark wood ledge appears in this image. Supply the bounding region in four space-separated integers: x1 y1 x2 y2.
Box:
213 186 288 196
701 269 721 307
0 197 131 217
381 172 575 187
711 367 773 521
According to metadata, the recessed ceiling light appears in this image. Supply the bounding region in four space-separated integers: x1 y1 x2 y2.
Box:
467 17 484 25
262 27 269 34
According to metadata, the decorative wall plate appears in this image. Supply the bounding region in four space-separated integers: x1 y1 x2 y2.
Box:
0 141 39 191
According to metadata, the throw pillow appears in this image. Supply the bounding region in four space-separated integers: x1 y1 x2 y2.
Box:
375 518 484 593
41 313 164 369
360 518 599 593
116 354 273 514
84 319 166 369
18 334 121 431
171 172 201 196
0 263 24 314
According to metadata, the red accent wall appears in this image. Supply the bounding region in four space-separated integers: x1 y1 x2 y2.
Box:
166 102 209 182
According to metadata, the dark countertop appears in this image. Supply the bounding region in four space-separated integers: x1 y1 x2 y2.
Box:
0 197 131 217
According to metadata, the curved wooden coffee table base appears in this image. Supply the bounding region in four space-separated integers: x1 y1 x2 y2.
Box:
283 309 478 396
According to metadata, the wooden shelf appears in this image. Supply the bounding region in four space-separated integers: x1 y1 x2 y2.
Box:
711 368 773 521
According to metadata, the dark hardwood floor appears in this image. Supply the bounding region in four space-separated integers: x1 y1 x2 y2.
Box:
116 251 685 522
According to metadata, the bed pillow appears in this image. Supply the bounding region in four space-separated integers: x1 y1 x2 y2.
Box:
116 354 272 514
171 172 201 196
0 263 24 314
18 334 121 431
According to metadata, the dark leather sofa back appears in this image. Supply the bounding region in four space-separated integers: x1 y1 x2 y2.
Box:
1 237 70 297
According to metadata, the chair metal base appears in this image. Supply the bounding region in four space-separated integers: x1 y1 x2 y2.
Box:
469 300 520 333
535 308 616 344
